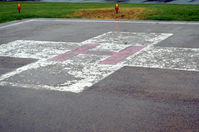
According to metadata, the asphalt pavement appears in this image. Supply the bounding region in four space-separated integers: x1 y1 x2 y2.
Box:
0 18 199 132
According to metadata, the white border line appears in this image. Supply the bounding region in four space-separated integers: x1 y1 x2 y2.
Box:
0 19 34 29
32 19 199 25
1 19 199 29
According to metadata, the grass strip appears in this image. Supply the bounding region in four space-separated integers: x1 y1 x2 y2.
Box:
0 2 199 23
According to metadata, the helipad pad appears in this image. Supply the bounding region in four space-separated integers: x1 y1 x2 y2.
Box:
1 31 199 93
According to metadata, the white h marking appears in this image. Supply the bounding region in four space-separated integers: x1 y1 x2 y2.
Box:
0 32 173 93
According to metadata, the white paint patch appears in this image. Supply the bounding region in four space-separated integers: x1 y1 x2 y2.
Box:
0 32 173 93
125 46 199 72
0 40 81 59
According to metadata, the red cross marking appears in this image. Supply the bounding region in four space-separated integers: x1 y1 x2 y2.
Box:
99 46 145 65
50 44 145 65
50 44 99 61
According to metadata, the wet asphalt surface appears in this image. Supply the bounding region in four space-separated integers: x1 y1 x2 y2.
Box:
0 19 199 132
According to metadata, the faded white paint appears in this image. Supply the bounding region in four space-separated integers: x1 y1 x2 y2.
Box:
3 32 199 93
125 46 199 72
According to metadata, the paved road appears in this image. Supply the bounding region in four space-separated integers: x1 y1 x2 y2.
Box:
0 19 199 131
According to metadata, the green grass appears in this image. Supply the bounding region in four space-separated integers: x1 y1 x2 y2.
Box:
0 1 199 23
